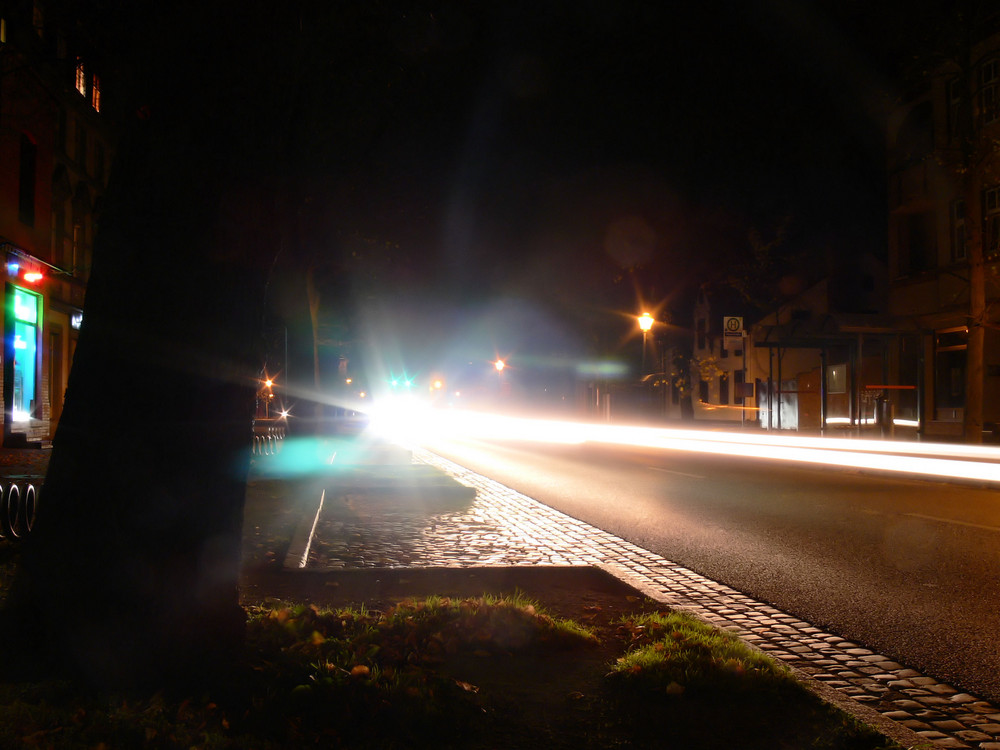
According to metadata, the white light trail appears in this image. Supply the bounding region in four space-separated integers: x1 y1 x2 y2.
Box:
368 407 1000 486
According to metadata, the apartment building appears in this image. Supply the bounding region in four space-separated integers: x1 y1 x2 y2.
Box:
0 1 111 445
886 19 1000 441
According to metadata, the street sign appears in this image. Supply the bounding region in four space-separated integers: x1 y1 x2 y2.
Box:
723 316 744 349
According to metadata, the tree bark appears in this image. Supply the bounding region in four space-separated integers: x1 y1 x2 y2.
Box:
965 198 987 444
1 69 283 689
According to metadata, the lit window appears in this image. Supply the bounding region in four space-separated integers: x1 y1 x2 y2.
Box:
91 75 101 111
75 59 86 96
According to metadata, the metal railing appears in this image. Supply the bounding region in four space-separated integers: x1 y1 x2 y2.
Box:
0 480 38 541
251 422 286 457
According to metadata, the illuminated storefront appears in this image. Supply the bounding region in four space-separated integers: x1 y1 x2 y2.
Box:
7 285 41 423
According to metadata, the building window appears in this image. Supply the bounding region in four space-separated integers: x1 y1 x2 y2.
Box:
72 223 82 274
75 58 86 96
947 76 964 140
934 327 967 410
51 202 65 265
897 210 936 274
91 74 101 112
980 59 1000 126
892 102 933 165
75 122 87 174
57 109 67 154
984 187 1000 259
718 375 729 405
94 141 105 183
826 364 847 394
18 135 37 227
698 379 709 404
951 199 967 261
32 1 43 37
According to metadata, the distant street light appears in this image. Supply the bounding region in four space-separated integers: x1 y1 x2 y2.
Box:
638 313 654 374
494 359 505 373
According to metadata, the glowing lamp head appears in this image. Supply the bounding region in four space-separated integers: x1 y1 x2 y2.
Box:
494 359 505 372
638 313 654 332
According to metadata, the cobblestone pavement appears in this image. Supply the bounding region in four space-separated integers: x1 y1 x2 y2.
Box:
298 447 1000 750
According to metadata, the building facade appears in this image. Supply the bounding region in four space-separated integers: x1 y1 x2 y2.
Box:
0 1 110 445
886 19 1000 441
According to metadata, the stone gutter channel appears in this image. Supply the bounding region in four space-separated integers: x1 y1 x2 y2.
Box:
292 446 1000 749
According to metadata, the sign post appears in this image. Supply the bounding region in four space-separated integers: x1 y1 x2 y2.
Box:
723 316 744 348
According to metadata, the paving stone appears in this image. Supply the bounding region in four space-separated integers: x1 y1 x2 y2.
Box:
955 729 993 742
916 730 951 739
933 720 970 731
398 451 1000 743
927 684 959 695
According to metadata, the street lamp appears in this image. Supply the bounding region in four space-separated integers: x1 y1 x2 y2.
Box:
638 313 654 374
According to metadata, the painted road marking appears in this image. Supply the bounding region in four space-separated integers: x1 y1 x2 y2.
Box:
904 512 1000 534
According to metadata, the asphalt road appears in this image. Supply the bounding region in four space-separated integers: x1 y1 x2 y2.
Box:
423 435 1000 704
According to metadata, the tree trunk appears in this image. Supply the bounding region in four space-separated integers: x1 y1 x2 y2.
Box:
307 267 325 423
960 30 986 445
964 231 986 444
0 77 282 688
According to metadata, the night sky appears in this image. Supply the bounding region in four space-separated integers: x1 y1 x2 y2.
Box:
265 0 912 387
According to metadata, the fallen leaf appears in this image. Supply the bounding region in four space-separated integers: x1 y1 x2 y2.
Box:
454 680 479 693
350 665 370 678
665 681 685 695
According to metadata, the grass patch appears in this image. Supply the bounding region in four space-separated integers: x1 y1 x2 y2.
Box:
609 611 795 696
0 592 905 749
606 611 903 750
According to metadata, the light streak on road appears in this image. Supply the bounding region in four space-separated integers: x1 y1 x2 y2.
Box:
365 404 1000 486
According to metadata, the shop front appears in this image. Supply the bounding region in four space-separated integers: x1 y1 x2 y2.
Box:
4 284 43 444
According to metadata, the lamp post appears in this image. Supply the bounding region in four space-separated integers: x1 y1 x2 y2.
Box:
638 312 654 374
